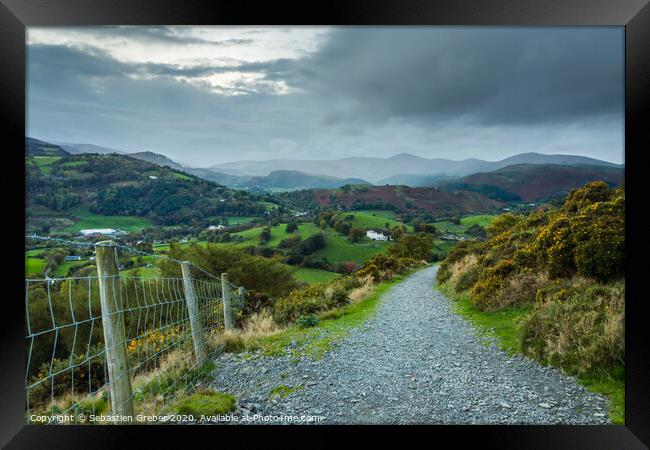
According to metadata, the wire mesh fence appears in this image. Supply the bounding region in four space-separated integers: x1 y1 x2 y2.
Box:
24 240 246 424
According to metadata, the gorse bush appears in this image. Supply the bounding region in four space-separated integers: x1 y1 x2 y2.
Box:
437 181 624 379
520 280 624 376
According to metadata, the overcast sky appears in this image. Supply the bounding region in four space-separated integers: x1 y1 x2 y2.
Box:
27 26 624 167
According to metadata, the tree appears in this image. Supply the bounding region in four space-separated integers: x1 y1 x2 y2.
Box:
348 227 365 243
286 222 298 233
260 227 272 244
388 233 434 261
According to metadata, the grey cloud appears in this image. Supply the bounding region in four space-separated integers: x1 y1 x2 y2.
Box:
26 27 624 166
260 27 624 126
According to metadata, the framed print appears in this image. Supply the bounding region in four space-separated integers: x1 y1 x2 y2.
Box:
1 0 648 448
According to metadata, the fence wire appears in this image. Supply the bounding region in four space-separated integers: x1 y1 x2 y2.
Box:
24 241 245 424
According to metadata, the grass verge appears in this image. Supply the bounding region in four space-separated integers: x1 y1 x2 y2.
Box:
437 278 624 424
219 273 408 360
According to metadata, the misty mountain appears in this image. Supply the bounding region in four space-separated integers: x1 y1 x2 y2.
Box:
439 163 624 202
129 151 185 171
375 173 457 187
50 141 127 155
210 152 621 182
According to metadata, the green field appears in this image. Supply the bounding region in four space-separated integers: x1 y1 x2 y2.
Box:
61 208 152 233
345 211 410 231
52 260 89 277
432 214 496 234
223 216 259 225
292 268 341 284
25 257 46 275
121 266 162 277
33 156 62 175
358 210 397 219
232 223 322 248
314 233 389 265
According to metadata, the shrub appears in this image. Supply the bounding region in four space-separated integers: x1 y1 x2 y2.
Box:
278 235 302 249
563 180 612 213
470 259 515 311
455 265 481 293
388 233 433 261
297 314 319 328
485 213 522 237
329 287 349 307
492 269 549 308
272 285 328 324
520 280 624 376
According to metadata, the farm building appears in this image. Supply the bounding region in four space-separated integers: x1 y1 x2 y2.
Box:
79 228 122 237
64 255 82 261
208 224 226 230
366 230 389 241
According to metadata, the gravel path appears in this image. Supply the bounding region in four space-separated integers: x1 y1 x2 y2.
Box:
208 265 610 424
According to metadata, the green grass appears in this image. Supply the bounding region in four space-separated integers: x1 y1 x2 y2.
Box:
172 390 236 416
26 257 46 275
579 370 624 425
359 210 397 219
345 211 407 230
61 207 151 233
292 268 341 284
433 214 496 235
313 233 389 264
121 266 161 277
53 260 89 277
33 156 62 175
437 277 624 424
248 273 408 359
439 281 532 354
269 384 304 399
232 222 322 248
223 216 258 225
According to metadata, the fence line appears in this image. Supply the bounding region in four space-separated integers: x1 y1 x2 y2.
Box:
24 238 247 424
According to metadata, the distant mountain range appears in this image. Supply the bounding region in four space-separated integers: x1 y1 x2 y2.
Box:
27 137 623 196
209 152 621 182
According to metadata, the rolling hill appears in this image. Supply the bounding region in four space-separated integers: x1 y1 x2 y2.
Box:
281 184 503 217
25 143 279 233
439 164 625 202
26 137 70 157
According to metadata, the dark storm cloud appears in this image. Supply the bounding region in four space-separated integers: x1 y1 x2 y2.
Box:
26 27 624 165
260 27 624 126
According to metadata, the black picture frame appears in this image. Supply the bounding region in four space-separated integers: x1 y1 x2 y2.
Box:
1 0 647 448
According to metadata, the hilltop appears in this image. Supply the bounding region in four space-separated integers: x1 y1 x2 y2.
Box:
26 150 279 233
281 184 503 217
439 163 624 202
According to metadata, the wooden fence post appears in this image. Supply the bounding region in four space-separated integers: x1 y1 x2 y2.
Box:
237 286 245 309
221 273 234 331
95 241 134 422
181 261 207 365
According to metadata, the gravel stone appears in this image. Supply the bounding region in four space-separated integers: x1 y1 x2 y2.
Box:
209 266 610 425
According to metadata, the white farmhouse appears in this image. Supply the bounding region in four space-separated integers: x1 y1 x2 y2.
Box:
80 228 119 237
208 224 226 231
366 230 389 241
